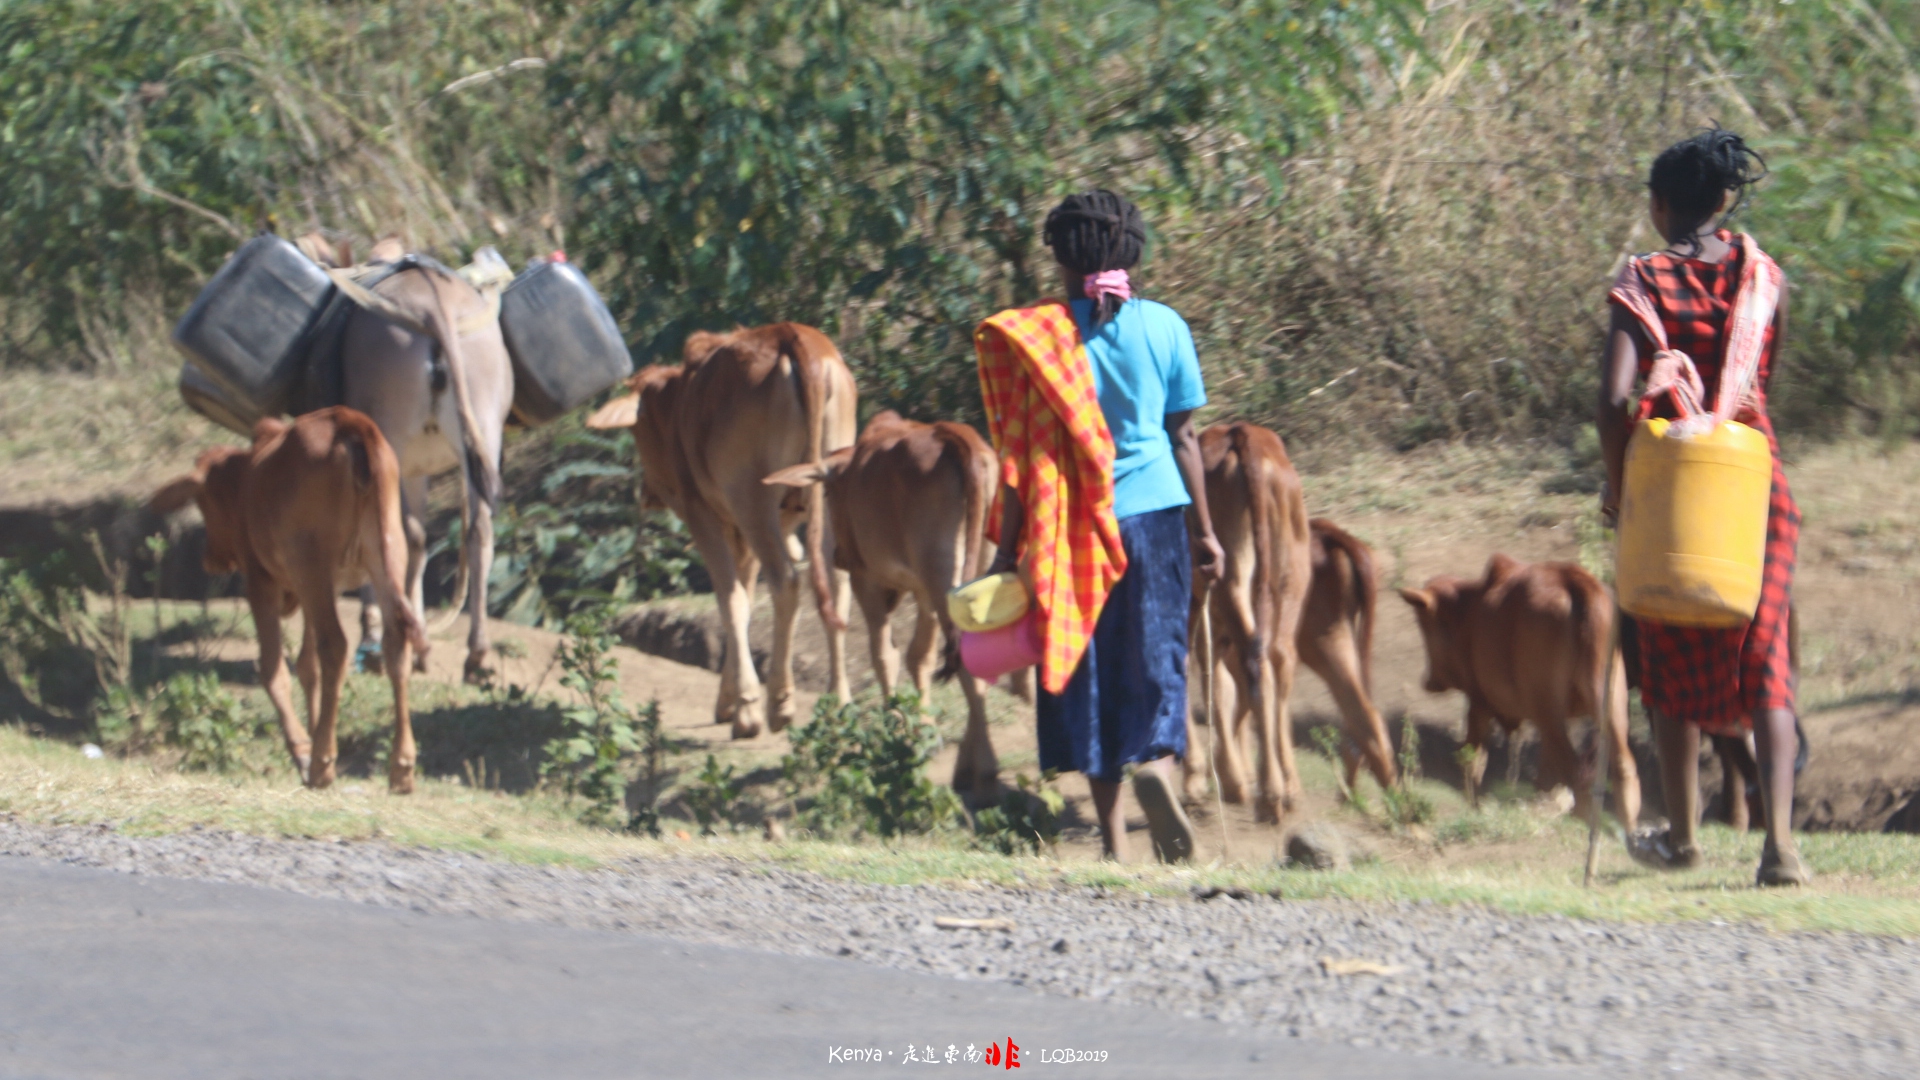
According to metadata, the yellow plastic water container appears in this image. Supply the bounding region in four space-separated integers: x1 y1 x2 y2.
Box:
948 572 1029 633
1616 417 1772 628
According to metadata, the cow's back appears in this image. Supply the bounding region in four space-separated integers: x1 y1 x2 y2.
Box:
676 324 856 517
834 413 994 592
1466 561 1602 723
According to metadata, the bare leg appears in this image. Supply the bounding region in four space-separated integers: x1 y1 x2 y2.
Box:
765 544 803 731
355 583 384 676
1651 707 1703 866
1754 706 1812 884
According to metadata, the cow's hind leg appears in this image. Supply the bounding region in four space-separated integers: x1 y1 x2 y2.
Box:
382 600 417 794
853 578 900 696
1300 629 1397 795
295 589 351 790
250 583 311 780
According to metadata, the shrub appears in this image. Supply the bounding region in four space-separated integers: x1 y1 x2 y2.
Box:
97 671 258 773
782 693 960 839
683 753 742 836
541 604 644 829
972 771 1065 856
1380 717 1435 828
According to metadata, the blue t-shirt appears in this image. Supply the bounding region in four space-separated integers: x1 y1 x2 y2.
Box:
1069 297 1207 520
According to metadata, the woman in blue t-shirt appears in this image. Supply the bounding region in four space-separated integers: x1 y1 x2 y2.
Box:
989 190 1225 862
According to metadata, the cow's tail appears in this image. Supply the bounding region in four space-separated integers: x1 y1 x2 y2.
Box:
418 267 502 508
795 331 845 632
1315 519 1377 693
416 267 495 634
1570 574 1621 752
935 425 996 683
346 416 429 657
1237 426 1279 657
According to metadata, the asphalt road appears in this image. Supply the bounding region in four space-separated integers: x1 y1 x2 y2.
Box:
0 859 1578 1080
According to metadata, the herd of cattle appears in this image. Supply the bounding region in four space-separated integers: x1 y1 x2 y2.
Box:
147 244 1653 834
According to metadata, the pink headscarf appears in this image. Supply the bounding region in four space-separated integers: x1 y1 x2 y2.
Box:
1082 269 1132 308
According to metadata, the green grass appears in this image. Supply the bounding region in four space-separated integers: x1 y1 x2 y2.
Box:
7 721 1920 935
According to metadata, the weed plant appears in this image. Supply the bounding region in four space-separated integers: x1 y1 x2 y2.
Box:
972 771 1065 856
1381 717 1435 828
541 604 643 829
684 753 742 836
782 693 960 840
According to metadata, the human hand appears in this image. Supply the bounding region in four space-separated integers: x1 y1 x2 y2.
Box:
1599 482 1619 529
1192 531 1225 583
987 549 1018 577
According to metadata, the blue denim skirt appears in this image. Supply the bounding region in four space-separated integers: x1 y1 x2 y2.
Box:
1035 506 1191 782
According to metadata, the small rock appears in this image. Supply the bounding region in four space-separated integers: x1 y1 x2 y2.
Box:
81 743 104 760
1286 823 1352 871
1052 938 1071 954
1192 885 1256 901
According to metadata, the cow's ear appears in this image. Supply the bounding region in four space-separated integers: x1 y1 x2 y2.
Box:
1484 552 1518 582
1396 587 1434 613
585 393 640 430
823 446 855 473
147 475 202 517
763 463 829 488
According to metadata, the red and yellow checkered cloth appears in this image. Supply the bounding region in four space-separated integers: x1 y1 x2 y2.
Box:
975 302 1127 695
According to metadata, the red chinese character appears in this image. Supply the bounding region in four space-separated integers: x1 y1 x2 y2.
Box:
1004 1039 1020 1069
982 1039 1020 1069
983 1043 999 1066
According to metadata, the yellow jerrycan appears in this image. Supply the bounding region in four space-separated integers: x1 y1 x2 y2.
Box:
1615 417 1772 627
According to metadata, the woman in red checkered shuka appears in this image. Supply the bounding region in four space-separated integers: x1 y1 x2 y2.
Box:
1597 128 1812 887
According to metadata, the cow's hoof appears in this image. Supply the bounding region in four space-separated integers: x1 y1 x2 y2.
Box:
768 695 797 733
1756 841 1813 887
461 652 492 685
388 764 416 795
306 760 337 790
292 753 312 785
731 718 764 740
1218 783 1248 806
1255 794 1284 825
950 760 1001 802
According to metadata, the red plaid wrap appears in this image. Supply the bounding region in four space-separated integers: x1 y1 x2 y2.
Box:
1608 232 1798 735
975 302 1127 695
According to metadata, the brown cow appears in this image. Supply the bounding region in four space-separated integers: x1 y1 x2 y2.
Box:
764 410 1000 795
1398 555 1641 829
1184 517 1400 808
147 408 428 791
587 324 857 738
1184 423 1312 823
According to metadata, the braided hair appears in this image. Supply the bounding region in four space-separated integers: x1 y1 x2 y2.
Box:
1043 190 1146 326
1648 127 1768 256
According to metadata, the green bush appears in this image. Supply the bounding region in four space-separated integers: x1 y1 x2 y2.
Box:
541 604 644 829
782 693 960 839
683 753 743 836
971 771 1064 856
97 671 258 773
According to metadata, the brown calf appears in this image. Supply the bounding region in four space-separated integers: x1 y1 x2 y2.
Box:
148 408 428 791
1398 555 1641 829
587 324 857 738
764 410 1000 796
1297 519 1400 794
1185 423 1312 823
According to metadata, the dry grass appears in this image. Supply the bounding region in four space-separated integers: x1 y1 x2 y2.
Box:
0 365 236 507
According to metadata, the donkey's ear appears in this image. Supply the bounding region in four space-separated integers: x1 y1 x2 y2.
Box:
147 475 202 517
1396 587 1435 613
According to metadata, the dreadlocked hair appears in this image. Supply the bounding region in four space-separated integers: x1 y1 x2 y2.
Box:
1043 190 1146 326
1648 126 1768 257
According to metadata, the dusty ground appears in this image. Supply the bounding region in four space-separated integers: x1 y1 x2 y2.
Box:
611 439 1920 844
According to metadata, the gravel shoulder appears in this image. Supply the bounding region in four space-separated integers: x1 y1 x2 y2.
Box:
5 817 1916 1078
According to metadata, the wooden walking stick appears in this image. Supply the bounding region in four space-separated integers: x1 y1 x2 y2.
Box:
1199 583 1232 861
1584 604 1621 889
